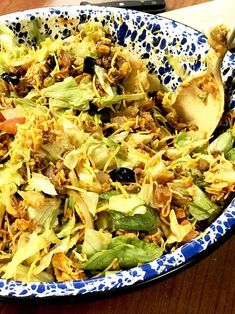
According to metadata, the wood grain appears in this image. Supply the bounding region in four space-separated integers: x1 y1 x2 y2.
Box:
0 1 234 313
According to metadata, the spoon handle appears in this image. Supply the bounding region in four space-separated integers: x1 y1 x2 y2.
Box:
80 0 166 14
207 25 235 72
227 27 235 48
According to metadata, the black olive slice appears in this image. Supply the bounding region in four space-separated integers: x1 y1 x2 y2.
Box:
47 55 56 70
1 72 20 85
83 56 96 75
109 167 136 183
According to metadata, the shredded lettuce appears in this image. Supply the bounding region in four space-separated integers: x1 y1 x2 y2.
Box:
94 93 146 108
41 77 95 110
82 229 112 258
31 236 72 277
80 190 99 216
78 21 106 39
1 184 19 217
64 149 82 170
14 264 54 283
108 194 146 216
188 185 219 221
208 130 234 154
42 139 73 161
2 230 57 280
110 207 159 232
27 172 57 196
167 210 192 244
57 212 76 239
59 118 88 147
226 148 235 161
27 197 61 229
86 138 112 170
83 236 163 271
0 162 24 188
0 23 31 70
94 65 114 96
0 22 17 51
28 18 47 45
175 131 207 154
69 191 94 230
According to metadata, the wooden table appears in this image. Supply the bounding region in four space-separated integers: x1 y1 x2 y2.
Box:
0 0 234 313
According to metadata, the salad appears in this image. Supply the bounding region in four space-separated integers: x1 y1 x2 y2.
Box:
0 21 234 283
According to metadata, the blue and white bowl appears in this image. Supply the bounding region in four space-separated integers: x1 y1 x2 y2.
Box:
0 6 234 300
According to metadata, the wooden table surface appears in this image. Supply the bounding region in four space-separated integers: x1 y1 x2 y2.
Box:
0 0 234 313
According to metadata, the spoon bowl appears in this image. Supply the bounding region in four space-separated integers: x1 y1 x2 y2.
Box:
167 25 235 138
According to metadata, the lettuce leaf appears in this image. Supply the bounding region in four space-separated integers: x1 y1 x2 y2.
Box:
0 23 30 70
166 210 192 244
80 190 99 216
2 229 57 280
108 194 146 215
86 138 111 169
69 191 94 230
57 212 76 239
59 118 88 147
188 185 219 221
0 184 19 217
94 65 114 96
226 148 235 161
27 172 57 196
64 149 81 170
175 131 207 154
14 264 54 282
0 23 17 51
83 236 163 271
94 93 146 108
99 190 120 201
27 197 61 229
208 130 234 154
42 139 73 161
110 207 159 232
31 236 72 277
28 18 47 45
41 77 95 111
0 162 24 188
81 229 112 258
78 21 106 40
18 191 45 208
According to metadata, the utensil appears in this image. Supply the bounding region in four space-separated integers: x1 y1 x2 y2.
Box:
169 25 235 138
80 0 166 14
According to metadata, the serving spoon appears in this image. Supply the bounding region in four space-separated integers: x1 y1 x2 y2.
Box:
168 25 235 138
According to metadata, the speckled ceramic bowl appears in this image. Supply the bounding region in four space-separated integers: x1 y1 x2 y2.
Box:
0 6 234 301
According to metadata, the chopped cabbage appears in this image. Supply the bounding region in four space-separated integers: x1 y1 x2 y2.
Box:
82 229 112 257
2 230 57 280
27 197 61 229
208 130 234 154
27 172 57 196
108 194 146 216
41 77 95 111
167 210 192 244
188 185 219 221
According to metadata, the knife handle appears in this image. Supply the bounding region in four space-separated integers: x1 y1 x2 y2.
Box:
80 0 166 14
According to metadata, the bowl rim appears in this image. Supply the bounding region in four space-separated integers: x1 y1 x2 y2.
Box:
0 5 234 301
